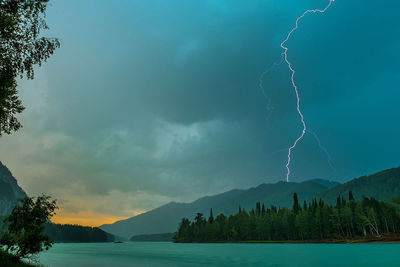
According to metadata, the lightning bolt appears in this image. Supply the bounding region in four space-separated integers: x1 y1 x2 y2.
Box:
307 129 336 172
259 54 284 89
258 54 284 121
268 129 336 172
282 0 335 182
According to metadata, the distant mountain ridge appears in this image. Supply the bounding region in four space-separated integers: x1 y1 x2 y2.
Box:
315 166 400 204
2 160 399 241
307 178 340 189
100 180 331 238
0 161 27 216
130 233 174 242
101 166 400 239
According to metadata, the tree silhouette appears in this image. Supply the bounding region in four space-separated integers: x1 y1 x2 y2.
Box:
1 195 57 260
0 0 60 135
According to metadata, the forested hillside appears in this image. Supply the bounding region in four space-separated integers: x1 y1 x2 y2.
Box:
0 162 27 216
102 166 400 238
44 223 115 243
317 167 400 203
174 192 400 242
100 180 330 238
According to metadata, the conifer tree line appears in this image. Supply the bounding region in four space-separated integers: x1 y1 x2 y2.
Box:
44 223 114 243
174 192 400 242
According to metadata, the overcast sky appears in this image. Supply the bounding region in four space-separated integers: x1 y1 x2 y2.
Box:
0 0 399 226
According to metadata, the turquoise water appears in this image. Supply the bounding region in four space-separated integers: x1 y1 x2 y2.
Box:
38 242 400 267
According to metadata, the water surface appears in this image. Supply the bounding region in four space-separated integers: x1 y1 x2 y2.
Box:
39 242 400 267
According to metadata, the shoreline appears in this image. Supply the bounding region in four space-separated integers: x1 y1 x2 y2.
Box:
175 240 400 244
174 234 400 244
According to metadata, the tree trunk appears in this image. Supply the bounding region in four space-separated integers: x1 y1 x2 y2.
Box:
384 217 389 233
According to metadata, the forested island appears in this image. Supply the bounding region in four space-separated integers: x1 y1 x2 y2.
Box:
174 192 400 243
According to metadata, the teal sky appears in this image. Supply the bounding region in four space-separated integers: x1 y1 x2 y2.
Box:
0 0 399 225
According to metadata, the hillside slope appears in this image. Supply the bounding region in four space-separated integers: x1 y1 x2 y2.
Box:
45 223 115 243
100 180 329 238
0 162 27 216
317 166 400 203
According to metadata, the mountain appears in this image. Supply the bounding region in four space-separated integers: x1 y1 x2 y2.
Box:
100 180 330 238
315 166 400 204
308 178 340 189
130 233 174 242
0 162 116 243
0 161 27 216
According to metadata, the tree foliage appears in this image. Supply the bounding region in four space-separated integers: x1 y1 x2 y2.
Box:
0 195 57 260
174 191 400 242
44 223 115 243
0 0 60 135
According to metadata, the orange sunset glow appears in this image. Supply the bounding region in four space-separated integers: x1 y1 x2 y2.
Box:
51 210 144 227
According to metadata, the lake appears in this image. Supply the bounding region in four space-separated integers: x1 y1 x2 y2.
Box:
38 242 400 266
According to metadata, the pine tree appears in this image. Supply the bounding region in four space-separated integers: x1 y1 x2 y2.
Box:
341 196 346 207
256 202 261 217
209 208 214 223
303 200 308 211
293 193 300 214
194 213 205 226
349 191 355 201
271 205 277 214
336 195 342 209
173 195 400 243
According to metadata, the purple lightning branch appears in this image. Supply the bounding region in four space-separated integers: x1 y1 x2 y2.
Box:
282 0 335 182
